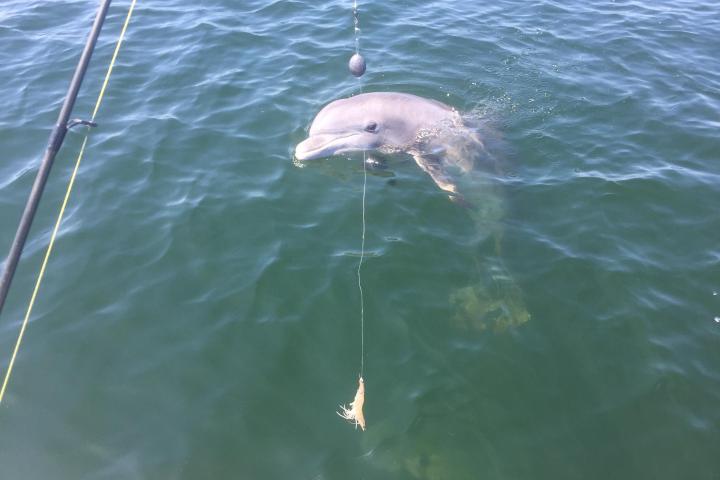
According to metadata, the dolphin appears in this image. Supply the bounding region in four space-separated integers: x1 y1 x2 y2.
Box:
295 91 530 332
295 92 481 200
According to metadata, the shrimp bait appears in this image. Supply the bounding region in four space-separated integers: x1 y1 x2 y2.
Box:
338 377 366 430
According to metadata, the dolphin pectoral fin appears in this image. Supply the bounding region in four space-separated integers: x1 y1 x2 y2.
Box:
412 154 463 202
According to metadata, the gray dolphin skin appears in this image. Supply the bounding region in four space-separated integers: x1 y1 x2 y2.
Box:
295 92 475 199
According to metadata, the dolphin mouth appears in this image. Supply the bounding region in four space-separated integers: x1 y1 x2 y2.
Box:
294 132 363 161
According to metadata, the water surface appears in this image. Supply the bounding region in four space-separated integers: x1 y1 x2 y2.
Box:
1 1 719 478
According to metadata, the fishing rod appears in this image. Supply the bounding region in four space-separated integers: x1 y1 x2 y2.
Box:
0 0 112 318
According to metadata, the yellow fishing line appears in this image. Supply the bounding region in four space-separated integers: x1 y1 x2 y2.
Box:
0 0 137 405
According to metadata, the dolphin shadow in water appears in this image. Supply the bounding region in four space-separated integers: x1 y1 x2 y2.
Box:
295 92 529 331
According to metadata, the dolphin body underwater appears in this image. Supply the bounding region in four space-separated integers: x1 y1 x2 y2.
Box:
295 91 529 331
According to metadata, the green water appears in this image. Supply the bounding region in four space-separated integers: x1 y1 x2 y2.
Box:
1 1 719 478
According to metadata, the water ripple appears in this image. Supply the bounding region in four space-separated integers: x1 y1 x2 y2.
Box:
1 1 720 478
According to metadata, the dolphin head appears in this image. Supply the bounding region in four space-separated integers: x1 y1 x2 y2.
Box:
295 101 386 161
295 92 454 161
295 117 384 161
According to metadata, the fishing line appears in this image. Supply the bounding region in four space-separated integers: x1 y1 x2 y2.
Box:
354 0 360 54
358 150 366 378
354 0 366 380
0 0 137 405
354 0 368 385
337 0 368 430
348 1 366 77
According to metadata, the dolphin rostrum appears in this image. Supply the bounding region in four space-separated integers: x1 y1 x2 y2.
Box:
295 92 481 200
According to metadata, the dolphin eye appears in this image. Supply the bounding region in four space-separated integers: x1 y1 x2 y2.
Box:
364 121 378 133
